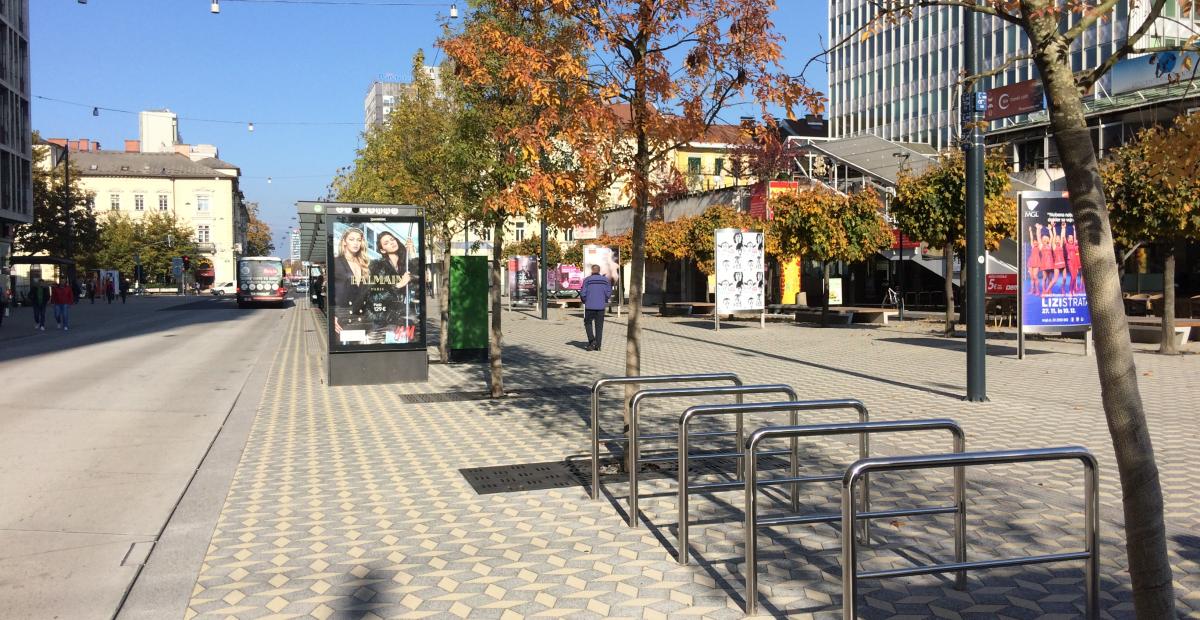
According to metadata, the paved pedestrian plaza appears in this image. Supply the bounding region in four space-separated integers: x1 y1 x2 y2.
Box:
183 305 1199 618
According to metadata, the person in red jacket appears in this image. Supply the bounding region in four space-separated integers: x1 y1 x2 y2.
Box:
51 278 73 330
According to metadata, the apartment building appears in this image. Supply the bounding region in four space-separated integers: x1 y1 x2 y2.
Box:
0 0 31 274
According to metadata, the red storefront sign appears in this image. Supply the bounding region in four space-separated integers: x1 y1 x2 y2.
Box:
891 229 921 250
986 273 1018 295
984 79 1044 121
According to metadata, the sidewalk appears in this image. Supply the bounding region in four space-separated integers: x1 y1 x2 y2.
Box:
181 306 1199 618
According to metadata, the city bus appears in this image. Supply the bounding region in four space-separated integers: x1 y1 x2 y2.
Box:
236 256 288 308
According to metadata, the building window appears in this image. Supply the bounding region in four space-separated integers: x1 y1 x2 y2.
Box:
110 193 120 211
564 228 574 242
196 195 210 212
134 194 145 211
197 225 211 243
158 194 169 211
687 157 702 176
479 227 491 241
515 221 526 241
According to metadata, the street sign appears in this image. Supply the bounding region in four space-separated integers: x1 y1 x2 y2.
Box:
975 91 988 111
171 257 183 278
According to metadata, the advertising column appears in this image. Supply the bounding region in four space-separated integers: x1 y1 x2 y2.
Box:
1018 192 1091 358
324 204 428 384
713 228 766 330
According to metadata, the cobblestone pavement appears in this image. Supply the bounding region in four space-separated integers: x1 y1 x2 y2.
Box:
185 305 1200 618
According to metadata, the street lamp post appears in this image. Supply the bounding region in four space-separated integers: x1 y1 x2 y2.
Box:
540 219 548 320
963 2 987 401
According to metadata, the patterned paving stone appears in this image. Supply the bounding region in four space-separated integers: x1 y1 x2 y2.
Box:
186 306 1200 618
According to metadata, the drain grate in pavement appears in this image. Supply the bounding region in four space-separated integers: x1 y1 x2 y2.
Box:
460 460 588 494
399 385 591 404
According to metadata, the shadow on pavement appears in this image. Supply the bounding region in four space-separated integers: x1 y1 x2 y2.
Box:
876 336 1054 357
0 296 287 364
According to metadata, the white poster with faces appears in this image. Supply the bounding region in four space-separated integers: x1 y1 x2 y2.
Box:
714 228 765 313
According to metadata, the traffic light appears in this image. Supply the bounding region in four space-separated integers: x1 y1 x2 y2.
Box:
182 255 190 270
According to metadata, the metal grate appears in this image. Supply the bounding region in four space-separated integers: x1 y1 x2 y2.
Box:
460 460 589 495
399 386 591 404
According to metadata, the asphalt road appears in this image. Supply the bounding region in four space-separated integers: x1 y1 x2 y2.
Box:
0 294 288 619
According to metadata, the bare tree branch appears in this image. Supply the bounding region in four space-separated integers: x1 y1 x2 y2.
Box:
1078 0 1170 88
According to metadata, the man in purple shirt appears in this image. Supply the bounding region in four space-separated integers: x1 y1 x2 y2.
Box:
579 265 613 351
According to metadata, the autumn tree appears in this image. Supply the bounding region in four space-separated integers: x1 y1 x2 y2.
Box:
645 216 694 306
1102 113 1200 355
502 233 563 267
851 2 1188 613
16 143 100 275
891 150 1016 335
94 212 198 285
244 202 274 256
444 4 616 396
772 187 890 324
687 204 753 275
452 0 820 411
332 52 491 364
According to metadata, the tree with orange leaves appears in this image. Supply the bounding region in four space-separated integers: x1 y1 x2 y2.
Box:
447 0 822 420
443 3 617 397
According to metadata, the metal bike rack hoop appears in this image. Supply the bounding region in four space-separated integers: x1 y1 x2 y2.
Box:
676 398 871 566
589 373 741 501
840 446 1098 620
623 383 798 528
743 418 967 616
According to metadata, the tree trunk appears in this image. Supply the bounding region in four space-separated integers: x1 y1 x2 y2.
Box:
623 7 651 436
944 243 955 336
659 261 670 310
488 221 505 398
820 261 830 327
1160 242 1176 355
1029 13 1175 615
439 236 452 364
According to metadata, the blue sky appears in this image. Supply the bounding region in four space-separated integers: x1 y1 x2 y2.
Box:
30 0 828 253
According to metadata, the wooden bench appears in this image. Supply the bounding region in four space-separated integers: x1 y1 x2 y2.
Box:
549 298 584 309
662 302 717 317
794 307 855 325
1126 316 1200 346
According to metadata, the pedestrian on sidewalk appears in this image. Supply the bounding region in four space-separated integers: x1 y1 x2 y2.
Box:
29 278 50 331
579 264 612 351
104 277 115 304
71 278 82 304
120 279 129 304
87 277 97 304
51 278 72 330
0 278 9 328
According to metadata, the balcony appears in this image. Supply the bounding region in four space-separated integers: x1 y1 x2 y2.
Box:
196 243 217 254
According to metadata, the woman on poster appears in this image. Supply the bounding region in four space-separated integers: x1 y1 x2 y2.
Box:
1026 225 1043 296
1048 221 1067 295
333 227 372 341
1037 223 1056 295
1064 224 1084 294
367 231 417 344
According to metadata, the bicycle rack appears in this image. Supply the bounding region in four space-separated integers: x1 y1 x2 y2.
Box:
590 373 742 501
744 419 967 616
676 399 871 566
624 384 800 528
841 446 1098 620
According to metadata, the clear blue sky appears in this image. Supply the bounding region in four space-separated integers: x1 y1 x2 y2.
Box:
31 0 827 253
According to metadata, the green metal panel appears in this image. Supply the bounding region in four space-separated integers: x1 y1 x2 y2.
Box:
449 256 488 354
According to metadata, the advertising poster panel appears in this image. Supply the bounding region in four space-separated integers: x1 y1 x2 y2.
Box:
1019 192 1091 333
828 277 844 305
506 255 538 305
714 228 765 313
548 264 583 294
328 215 425 351
1110 51 1199 96
583 245 620 286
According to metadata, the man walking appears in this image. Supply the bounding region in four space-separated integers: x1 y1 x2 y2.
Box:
579 264 612 351
29 278 50 331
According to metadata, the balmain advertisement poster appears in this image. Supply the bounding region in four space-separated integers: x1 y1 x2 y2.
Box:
1019 193 1091 332
328 216 425 351
714 228 765 313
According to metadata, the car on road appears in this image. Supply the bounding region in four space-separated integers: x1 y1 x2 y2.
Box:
211 281 237 296
295 281 309 293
